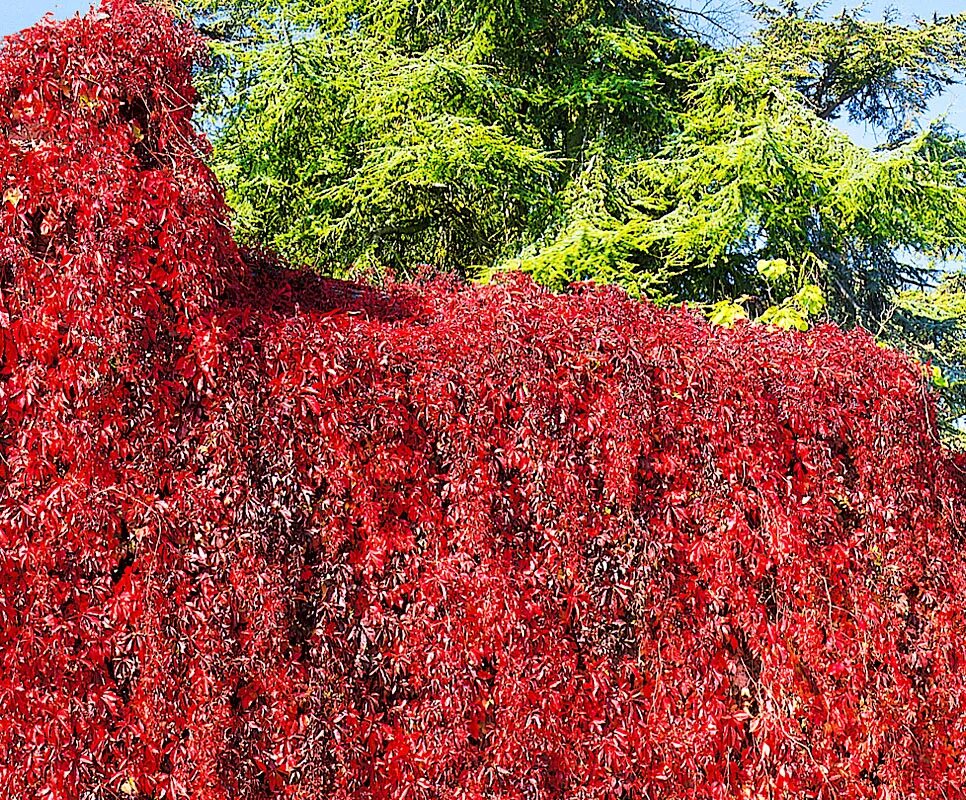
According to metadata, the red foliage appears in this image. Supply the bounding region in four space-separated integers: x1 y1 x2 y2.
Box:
1 3 966 798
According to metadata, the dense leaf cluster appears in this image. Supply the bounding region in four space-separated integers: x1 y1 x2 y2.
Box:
2 4 966 798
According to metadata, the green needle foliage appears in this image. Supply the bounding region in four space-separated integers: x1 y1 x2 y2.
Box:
178 0 699 283
630 54 966 326
753 2 966 136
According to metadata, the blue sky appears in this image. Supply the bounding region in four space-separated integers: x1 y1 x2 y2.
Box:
0 0 92 35
1 0 963 143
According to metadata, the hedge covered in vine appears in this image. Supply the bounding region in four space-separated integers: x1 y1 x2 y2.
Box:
1 3 965 798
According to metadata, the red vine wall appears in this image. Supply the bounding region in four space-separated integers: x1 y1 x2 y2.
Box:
1 3 965 798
